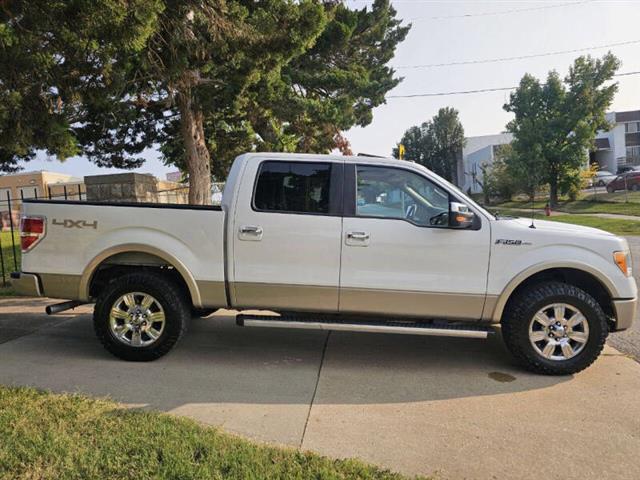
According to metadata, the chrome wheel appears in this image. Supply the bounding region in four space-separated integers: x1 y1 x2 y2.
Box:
109 292 166 347
529 303 589 361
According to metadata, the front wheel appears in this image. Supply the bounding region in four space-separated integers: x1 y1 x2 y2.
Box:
93 272 189 361
501 282 608 375
606 185 614 193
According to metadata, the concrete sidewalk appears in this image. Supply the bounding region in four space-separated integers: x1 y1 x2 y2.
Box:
1 297 639 479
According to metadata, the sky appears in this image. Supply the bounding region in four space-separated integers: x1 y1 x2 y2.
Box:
18 0 640 180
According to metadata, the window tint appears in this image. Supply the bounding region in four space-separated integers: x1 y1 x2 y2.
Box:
355 165 450 227
254 161 332 214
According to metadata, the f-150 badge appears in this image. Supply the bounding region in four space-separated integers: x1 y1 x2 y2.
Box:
52 219 98 229
495 239 531 245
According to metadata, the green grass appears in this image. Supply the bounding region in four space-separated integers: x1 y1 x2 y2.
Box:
495 209 640 236
492 193 640 216
0 386 422 480
0 231 20 290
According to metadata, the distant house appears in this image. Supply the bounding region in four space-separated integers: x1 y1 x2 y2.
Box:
0 171 85 230
592 110 640 173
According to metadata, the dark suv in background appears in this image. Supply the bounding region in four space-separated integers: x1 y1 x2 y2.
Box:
607 171 640 192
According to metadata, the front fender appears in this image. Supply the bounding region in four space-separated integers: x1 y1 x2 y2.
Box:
487 244 633 322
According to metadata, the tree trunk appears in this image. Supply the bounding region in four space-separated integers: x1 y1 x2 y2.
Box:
176 90 212 205
549 175 559 208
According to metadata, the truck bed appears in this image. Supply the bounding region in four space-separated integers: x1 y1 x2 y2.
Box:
20 199 227 307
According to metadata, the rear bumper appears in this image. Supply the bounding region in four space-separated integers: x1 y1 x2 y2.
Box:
9 272 42 297
613 298 637 331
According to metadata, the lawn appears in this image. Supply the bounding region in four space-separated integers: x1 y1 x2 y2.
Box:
493 192 640 216
0 386 421 480
494 209 640 236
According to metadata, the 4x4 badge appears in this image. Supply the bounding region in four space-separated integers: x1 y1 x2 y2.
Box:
52 219 98 229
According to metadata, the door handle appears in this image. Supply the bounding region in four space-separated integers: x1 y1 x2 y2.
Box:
240 225 263 235
347 231 369 240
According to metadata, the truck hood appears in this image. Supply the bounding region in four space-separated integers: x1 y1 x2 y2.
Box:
508 217 615 237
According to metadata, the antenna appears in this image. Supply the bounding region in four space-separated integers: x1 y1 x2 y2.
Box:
529 180 536 229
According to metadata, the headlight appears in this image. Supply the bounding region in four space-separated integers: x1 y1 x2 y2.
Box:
613 251 632 277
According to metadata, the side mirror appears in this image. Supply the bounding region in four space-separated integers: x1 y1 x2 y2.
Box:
449 202 475 229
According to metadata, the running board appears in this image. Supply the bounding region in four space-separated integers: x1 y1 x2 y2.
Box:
236 314 493 339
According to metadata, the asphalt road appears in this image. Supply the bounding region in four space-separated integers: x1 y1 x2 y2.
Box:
607 236 640 361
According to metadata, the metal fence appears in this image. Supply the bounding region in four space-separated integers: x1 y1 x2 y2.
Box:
0 187 86 287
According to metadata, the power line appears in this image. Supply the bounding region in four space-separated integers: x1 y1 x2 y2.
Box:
387 70 640 98
345 0 591 21
397 39 640 69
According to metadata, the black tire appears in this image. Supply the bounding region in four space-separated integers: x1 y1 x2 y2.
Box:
93 272 189 361
631 184 640 192
606 185 614 193
191 307 217 318
597 180 605 187
501 281 608 375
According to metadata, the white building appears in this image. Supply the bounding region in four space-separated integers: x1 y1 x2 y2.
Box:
459 133 513 194
592 110 640 173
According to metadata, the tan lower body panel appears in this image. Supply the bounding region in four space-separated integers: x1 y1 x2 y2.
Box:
197 280 228 308
339 287 487 320
232 283 489 320
39 273 82 300
232 283 339 312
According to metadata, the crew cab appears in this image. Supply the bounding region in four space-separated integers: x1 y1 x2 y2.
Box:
11 153 637 375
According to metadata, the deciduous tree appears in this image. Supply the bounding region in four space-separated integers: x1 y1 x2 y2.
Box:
503 53 619 207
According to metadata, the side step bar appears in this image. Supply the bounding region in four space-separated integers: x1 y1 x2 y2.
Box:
236 314 494 339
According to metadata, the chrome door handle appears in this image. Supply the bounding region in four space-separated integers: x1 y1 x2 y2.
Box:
347 231 369 240
240 225 263 235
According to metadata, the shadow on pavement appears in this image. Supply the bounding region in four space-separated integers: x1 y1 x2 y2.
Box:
0 308 570 410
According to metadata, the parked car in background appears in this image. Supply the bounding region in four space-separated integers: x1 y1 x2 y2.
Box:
617 165 640 175
591 170 617 187
607 171 640 193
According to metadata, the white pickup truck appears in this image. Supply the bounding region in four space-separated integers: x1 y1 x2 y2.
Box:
11 153 637 374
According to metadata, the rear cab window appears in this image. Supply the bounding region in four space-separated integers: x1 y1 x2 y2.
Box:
253 161 335 215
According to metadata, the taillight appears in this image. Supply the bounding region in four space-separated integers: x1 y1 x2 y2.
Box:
20 216 46 252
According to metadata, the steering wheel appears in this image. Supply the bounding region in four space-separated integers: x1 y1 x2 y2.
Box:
429 211 449 226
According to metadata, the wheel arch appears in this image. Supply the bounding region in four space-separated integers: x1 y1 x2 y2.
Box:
491 263 615 323
79 244 201 307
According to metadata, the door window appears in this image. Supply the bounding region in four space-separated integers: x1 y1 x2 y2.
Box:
253 161 332 214
355 165 450 227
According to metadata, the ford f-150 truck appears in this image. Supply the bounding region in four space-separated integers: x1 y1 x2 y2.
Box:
11 153 637 375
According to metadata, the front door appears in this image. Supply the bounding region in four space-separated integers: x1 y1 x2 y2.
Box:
339 163 491 320
231 157 343 312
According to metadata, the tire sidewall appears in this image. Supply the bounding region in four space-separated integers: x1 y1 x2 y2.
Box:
94 273 187 361
504 284 607 374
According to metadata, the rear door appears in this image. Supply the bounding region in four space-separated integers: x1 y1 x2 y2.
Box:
231 157 343 312
339 162 491 320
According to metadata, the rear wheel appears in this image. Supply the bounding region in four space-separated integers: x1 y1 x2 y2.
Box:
93 272 189 361
631 184 640 191
501 282 608 375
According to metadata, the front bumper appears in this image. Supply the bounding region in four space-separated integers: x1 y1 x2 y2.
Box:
9 272 42 297
613 298 637 331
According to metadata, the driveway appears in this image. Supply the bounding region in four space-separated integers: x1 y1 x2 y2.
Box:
1 298 639 480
